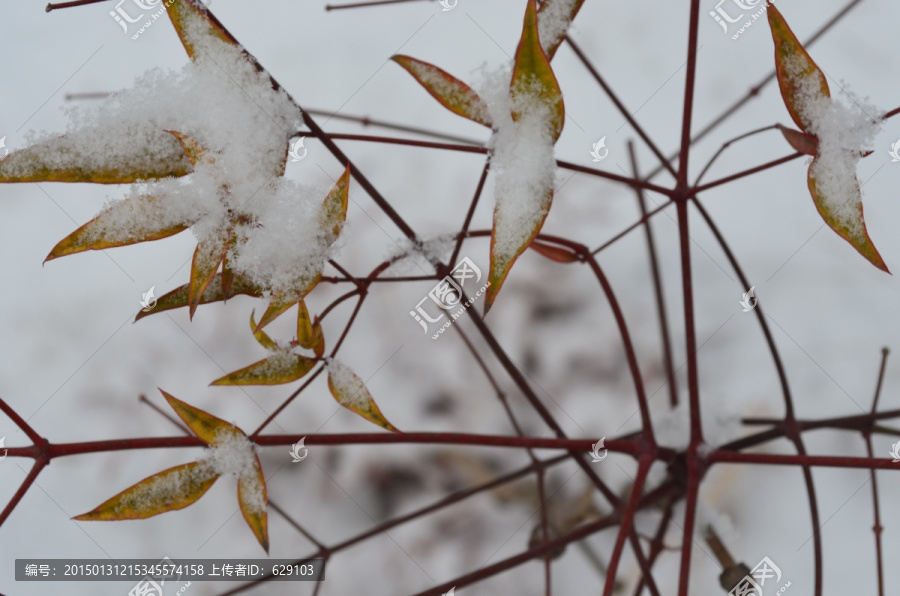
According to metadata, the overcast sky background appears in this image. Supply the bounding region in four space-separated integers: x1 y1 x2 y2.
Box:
2 0 900 594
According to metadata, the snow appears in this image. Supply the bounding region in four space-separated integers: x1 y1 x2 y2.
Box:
204 428 266 513
537 0 581 56
478 67 558 273
784 54 883 236
23 14 343 297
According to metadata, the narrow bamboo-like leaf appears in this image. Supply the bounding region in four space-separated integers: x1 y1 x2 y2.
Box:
529 240 579 263
537 0 586 60
166 130 208 165
767 5 830 131
249 311 278 351
511 0 565 142
188 236 227 319
0 131 193 184
45 195 190 262
256 291 302 331
391 55 492 127
776 124 818 156
237 455 269 553
807 161 889 272
164 0 239 60
161 390 242 445
311 318 325 359
73 461 219 521
211 353 316 386
327 360 399 432
296 300 314 348
134 272 262 321
319 164 351 239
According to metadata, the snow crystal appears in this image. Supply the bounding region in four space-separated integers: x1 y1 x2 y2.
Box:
22 13 345 298
384 234 456 276
325 358 371 410
203 429 266 513
784 55 883 237
537 0 581 55
477 66 558 270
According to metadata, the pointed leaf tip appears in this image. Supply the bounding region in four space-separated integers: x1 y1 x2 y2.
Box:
327 360 399 432
391 55 492 128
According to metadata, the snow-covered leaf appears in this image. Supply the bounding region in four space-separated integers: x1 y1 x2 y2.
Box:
237 454 269 553
45 195 191 262
73 462 219 521
391 55 492 127
211 353 316 386
134 272 263 322
807 163 888 272
326 359 399 432
511 0 564 142
484 0 565 314
164 0 239 60
0 131 193 184
537 0 585 60
162 390 242 444
166 129 209 165
767 5 830 132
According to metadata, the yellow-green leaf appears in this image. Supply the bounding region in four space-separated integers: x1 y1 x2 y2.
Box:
166 130 209 166
807 162 889 272
256 291 302 331
327 359 399 432
45 195 190 262
211 353 316 386
537 0 586 60
391 55 492 127
134 272 262 321
511 0 565 142
767 5 830 131
188 236 227 319
319 164 351 240
249 310 278 351
237 455 269 553
73 461 219 521
164 0 239 60
161 390 242 445
296 300 314 348
0 131 193 184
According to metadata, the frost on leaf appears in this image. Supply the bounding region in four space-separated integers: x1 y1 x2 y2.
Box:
390 56 493 127
536 0 585 60
484 0 564 313
76 391 269 552
326 359 400 432
768 5 888 272
211 312 316 386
